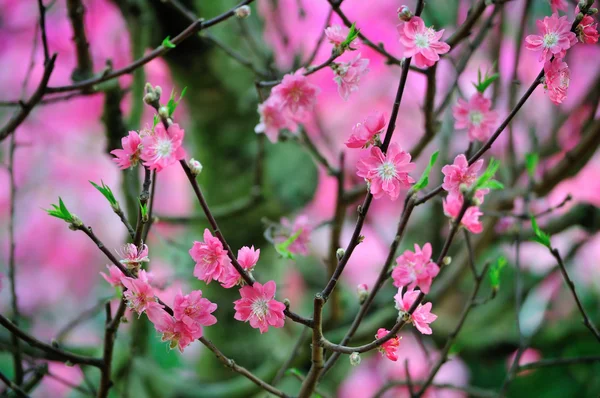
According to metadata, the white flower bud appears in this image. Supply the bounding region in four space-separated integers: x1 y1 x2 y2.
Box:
397 6 413 21
336 248 345 261
349 352 361 366
158 106 170 120
443 256 452 266
235 5 251 18
357 284 369 304
189 158 203 176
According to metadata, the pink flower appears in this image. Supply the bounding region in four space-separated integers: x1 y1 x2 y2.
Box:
356 142 415 200
441 155 484 193
543 59 570 105
443 191 487 234
100 265 125 287
325 24 348 48
453 93 499 142
255 96 295 143
111 131 142 169
221 246 260 288
233 281 286 333
278 215 312 255
146 302 201 353
118 243 149 270
394 288 437 335
345 112 387 149
397 16 450 68
376 328 401 361
392 243 439 294
189 229 232 284
549 0 568 14
140 123 186 172
173 290 218 329
506 348 542 376
121 270 156 314
332 53 370 101
271 70 319 115
525 14 577 62
576 8 599 44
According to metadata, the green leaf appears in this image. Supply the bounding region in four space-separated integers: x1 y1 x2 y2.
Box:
341 22 360 49
530 216 551 248
525 152 539 179
275 229 302 260
166 87 188 117
162 36 176 49
478 179 504 191
139 199 149 219
473 65 499 94
90 180 118 207
489 256 507 289
412 151 439 192
45 197 74 222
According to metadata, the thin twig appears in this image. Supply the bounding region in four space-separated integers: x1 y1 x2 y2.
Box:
517 355 600 371
0 370 30 398
66 0 94 81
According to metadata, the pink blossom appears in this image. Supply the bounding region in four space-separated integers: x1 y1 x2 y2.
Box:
173 290 218 329
325 24 348 48
394 288 437 335
100 265 125 287
278 215 312 255
111 131 142 169
332 53 370 101
453 93 499 142
549 0 568 14
233 281 286 333
392 243 439 294
543 59 570 105
441 155 484 193
397 16 450 68
525 14 577 62
146 302 201 352
140 123 186 172
356 142 415 201
345 112 387 149
507 348 542 376
576 8 599 44
118 243 149 270
121 270 156 315
189 228 232 284
443 192 487 234
271 70 319 115
221 246 260 288
376 328 400 361
255 96 294 143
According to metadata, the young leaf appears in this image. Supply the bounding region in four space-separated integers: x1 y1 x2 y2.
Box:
162 36 176 49
341 22 360 48
90 180 118 207
525 152 539 179
45 197 74 223
530 216 551 248
478 179 504 191
473 157 502 191
275 229 302 260
166 87 188 117
139 199 149 220
489 256 507 289
412 151 439 192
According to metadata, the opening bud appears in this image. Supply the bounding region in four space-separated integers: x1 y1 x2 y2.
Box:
349 352 361 366
357 283 369 304
188 158 203 176
397 6 413 21
235 5 251 18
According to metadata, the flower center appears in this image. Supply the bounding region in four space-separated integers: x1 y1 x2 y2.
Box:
251 298 269 320
414 33 430 48
155 138 173 158
469 110 484 126
377 161 397 181
543 33 559 48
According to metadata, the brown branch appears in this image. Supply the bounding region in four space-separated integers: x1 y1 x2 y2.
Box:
297 295 325 398
66 0 94 81
518 355 600 371
0 370 30 398
97 301 127 398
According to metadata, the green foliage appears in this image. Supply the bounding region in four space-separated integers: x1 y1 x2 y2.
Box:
45 197 75 223
162 36 176 49
473 157 504 191
167 87 187 117
525 152 539 179
139 199 149 220
341 22 360 49
90 180 118 208
530 215 552 248
473 64 499 94
275 229 302 260
489 256 507 289
412 150 439 192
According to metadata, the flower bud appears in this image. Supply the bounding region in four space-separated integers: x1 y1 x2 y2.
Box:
357 283 369 304
235 5 251 18
158 106 170 120
69 214 83 230
349 352 361 366
188 158 203 176
397 6 413 21
336 248 345 261
443 256 452 266
590 8 598 14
